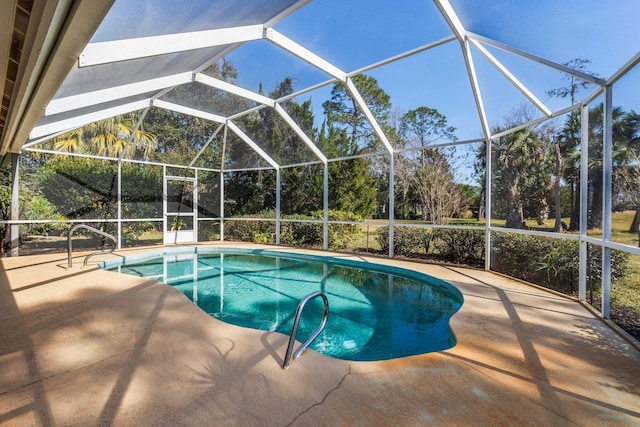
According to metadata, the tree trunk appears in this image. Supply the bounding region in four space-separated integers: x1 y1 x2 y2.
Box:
629 209 640 247
587 173 603 230
553 144 564 232
569 181 580 231
506 193 526 229
536 197 549 225
477 186 485 221
628 209 639 233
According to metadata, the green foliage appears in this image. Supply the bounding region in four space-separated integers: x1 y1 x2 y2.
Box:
328 157 377 218
120 163 162 219
281 165 323 215
170 217 187 231
253 231 270 244
35 157 118 219
224 213 275 243
323 74 391 151
324 210 362 249
432 229 485 263
120 222 162 247
223 210 361 248
376 226 431 257
33 157 163 221
22 196 66 235
0 169 11 252
376 226 484 264
491 232 630 295
224 170 276 216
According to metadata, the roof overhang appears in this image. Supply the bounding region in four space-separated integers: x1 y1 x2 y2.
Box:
0 0 114 155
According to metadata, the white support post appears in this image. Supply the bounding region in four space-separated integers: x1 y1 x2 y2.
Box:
162 165 167 242
579 103 589 301
220 126 227 242
10 153 19 256
194 169 199 243
220 171 225 242
484 137 492 271
117 159 122 249
276 169 281 245
389 153 395 258
601 86 613 319
323 163 329 250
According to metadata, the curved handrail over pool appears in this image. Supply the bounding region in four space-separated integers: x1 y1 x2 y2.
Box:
67 224 117 268
282 290 329 369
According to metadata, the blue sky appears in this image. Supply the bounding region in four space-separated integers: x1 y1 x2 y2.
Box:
89 0 640 183
225 0 640 143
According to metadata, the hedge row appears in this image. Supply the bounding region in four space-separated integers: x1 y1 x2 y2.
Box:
376 226 485 266
490 232 629 295
223 210 362 249
375 227 630 297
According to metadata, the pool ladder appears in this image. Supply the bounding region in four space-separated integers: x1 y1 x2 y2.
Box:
282 291 329 369
67 224 117 268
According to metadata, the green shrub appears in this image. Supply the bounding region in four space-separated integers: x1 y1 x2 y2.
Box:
324 210 362 249
376 226 484 265
253 232 270 244
223 210 361 248
376 226 431 257
491 232 629 295
224 218 274 242
432 228 485 264
22 195 66 236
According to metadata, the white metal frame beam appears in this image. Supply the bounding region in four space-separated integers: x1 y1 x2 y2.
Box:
469 38 551 117
461 39 491 141
227 120 279 170
189 123 224 167
434 0 491 142
118 107 149 161
265 28 393 154
274 103 327 163
79 25 265 67
45 72 193 116
30 99 151 139
345 77 394 154
467 32 606 86
195 73 274 107
153 99 226 124
433 0 466 41
264 28 347 81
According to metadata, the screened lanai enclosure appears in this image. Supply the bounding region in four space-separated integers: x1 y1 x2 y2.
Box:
1 0 640 340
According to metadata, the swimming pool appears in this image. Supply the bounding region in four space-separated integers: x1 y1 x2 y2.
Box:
102 247 463 361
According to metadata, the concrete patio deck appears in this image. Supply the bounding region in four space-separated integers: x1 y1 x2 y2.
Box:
1 244 639 426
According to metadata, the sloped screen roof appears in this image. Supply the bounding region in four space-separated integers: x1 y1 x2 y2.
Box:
24 0 640 169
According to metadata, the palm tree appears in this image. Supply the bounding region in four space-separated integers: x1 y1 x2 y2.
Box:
52 113 156 159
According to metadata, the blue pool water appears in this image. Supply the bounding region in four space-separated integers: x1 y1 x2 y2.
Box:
102 248 463 361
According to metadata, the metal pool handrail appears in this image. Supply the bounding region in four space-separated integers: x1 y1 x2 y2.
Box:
67 224 117 268
282 290 329 369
